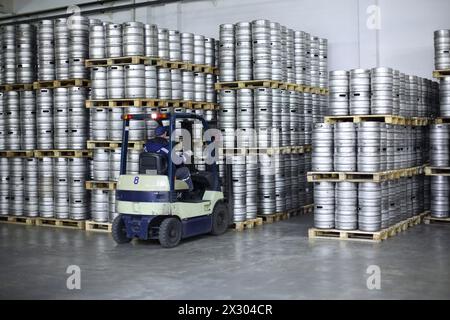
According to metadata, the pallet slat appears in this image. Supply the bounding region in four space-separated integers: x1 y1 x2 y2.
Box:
33 79 90 89
86 220 112 232
0 83 34 92
308 166 424 182
434 117 450 124
86 140 145 150
288 204 315 217
433 70 450 78
34 150 92 158
0 215 36 225
86 56 151 67
86 181 117 190
232 217 263 231
35 217 85 230
0 150 35 158
219 145 312 156
324 115 429 126
425 166 450 176
258 205 315 222
258 212 289 224
423 215 450 225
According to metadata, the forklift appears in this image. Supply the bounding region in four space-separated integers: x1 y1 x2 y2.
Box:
112 112 231 248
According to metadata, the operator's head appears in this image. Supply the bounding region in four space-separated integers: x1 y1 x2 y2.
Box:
155 126 169 139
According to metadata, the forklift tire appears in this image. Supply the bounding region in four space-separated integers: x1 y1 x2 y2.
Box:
159 218 182 248
211 202 229 236
112 215 132 244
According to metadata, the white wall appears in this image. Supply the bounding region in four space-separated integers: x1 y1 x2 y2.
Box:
7 0 450 78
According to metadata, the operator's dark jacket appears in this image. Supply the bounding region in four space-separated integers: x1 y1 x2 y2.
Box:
144 137 170 156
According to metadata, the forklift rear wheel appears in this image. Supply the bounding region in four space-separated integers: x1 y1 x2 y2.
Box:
159 217 182 248
112 215 132 244
211 202 229 235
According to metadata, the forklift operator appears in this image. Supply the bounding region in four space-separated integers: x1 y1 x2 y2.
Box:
144 125 194 191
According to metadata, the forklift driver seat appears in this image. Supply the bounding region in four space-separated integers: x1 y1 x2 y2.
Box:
139 152 168 175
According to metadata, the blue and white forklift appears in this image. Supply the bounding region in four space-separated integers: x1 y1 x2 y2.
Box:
112 112 231 248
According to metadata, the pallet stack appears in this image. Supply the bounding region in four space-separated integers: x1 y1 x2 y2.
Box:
216 20 328 230
309 67 436 242
0 19 92 230
85 20 220 232
425 29 450 226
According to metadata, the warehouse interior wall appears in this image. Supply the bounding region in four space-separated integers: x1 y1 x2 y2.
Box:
4 0 450 78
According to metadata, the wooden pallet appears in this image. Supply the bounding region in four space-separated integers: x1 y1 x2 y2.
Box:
35 217 85 230
86 181 117 190
86 98 218 110
258 212 289 224
157 60 219 75
410 117 429 126
86 140 145 150
86 98 167 108
425 166 450 176
278 82 300 91
0 83 34 92
184 63 218 75
232 217 263 231
287 208 301 217
307 166 424 182
309 228 387 242
308 212 428 243
85 56 154 67
433 69 450 78
214 80 327 95
423 215 450 225
219 145 312 156
33 79 90 89
434 117 450 124
85 220 112 233
219 147 279 156
386 212 428 236
216 80 286 90
324 115 428 126
287 204 314 218
85 56 218 75
320 88 329 95
178 100 219 110
0 215 36 225
310 87 322 95
286 145 313 154
301 204 315 215
0 150 34 158
34 149 92 158
157 59 186 70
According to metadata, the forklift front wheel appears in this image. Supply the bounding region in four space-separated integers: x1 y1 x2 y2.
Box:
211 202 229 236
159 217 182 248
112 215 132 244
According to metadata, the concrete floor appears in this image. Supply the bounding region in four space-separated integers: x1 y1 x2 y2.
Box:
0 214 449 300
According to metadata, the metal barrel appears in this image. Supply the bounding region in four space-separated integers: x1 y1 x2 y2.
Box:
334 122 356 171
335 182 357 230
434 29 450 70
123 22 144 56
358 182 382 232
312 122 333 171
314 181 335 229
